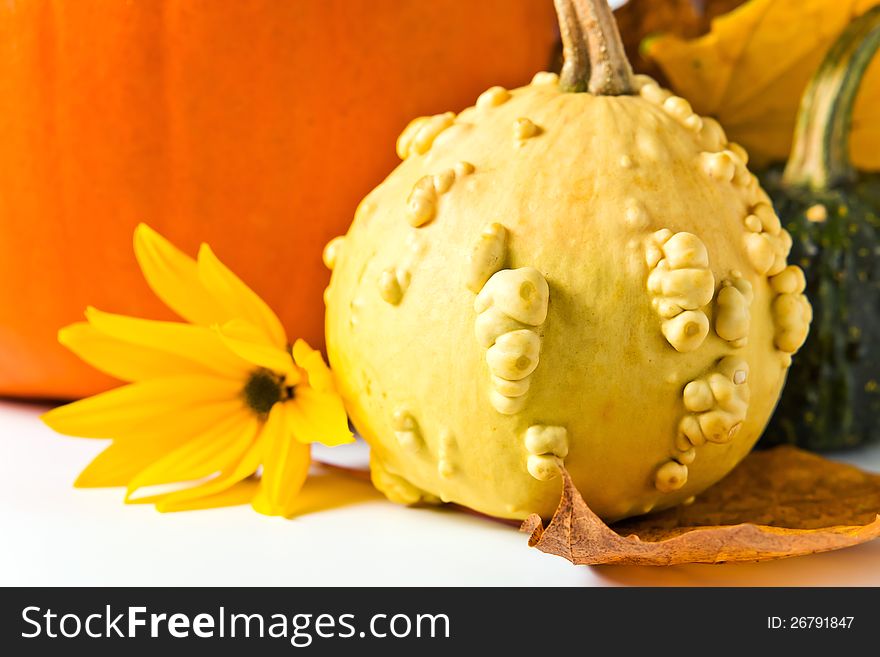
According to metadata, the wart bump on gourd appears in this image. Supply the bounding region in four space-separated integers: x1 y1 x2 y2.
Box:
324 0 812 521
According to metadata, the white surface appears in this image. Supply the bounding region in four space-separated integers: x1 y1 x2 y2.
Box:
2 399 879 587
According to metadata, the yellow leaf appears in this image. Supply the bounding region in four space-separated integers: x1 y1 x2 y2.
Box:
647 0 880 169
613 0 747 82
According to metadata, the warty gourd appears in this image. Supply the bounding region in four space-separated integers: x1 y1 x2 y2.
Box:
324 0 812 521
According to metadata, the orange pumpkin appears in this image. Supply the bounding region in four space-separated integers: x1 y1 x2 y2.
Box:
0 0 557 399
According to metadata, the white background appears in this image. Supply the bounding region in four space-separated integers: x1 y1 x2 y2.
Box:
2 399 879 586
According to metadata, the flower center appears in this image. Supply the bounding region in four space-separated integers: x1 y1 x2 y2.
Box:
243 369 290 416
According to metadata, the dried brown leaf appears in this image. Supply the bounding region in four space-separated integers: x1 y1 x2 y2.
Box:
521 446 880 565
614 0 745 81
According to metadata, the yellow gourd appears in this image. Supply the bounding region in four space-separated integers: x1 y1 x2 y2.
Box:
324 0 811 521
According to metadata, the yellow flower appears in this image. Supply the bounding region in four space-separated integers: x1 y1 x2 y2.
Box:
42 224 353 516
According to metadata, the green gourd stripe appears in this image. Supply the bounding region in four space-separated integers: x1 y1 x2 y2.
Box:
783 6 880 190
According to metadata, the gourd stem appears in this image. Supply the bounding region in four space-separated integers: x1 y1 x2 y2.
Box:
555 0 635 95
555 0 590 92
783 6 880 190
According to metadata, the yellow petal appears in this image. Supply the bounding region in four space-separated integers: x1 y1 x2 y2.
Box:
74 440 171 487
197 243 287 348
287 388 353 447
217 319 298 381
86 307 250 380
133 224 229 327
126 412 256 495
156 479 260 513
41 375 242 439
74 399 249 486
114 399 247 443
252 403 311 517
153 421 265 511
292 339 334 393
60 322 209 382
